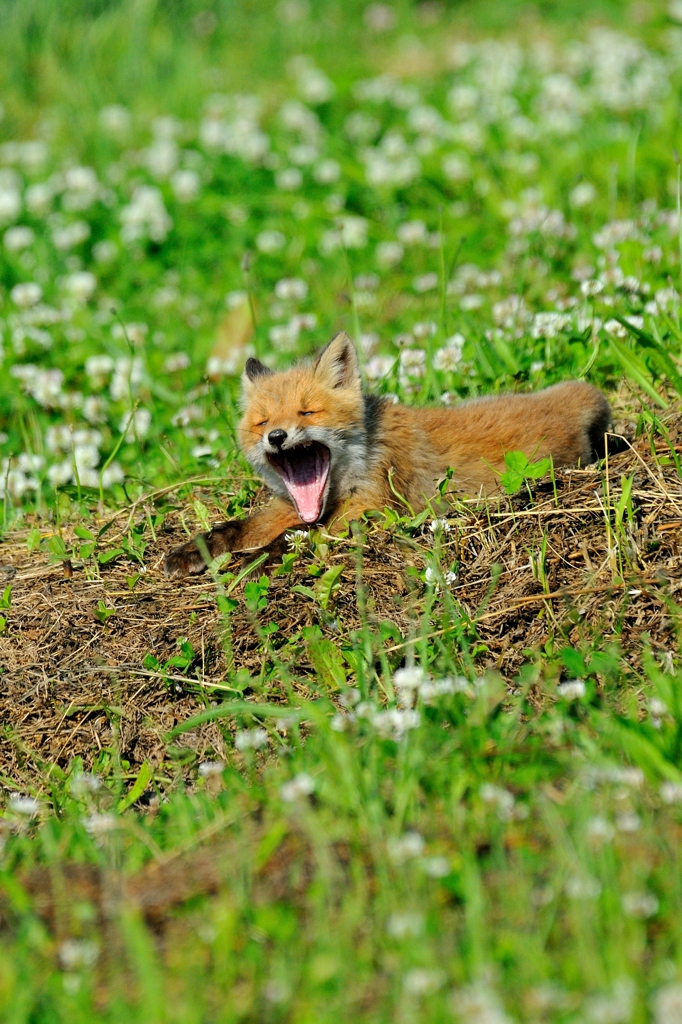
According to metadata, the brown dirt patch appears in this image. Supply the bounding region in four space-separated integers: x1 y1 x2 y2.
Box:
2 395 681 792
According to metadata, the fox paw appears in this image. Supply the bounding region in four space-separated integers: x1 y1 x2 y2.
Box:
164 538 209 577
238 534 289 578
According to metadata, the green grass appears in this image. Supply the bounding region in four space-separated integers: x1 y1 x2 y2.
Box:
3 0 682 1020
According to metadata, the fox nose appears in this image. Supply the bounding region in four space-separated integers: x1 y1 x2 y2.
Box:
268 428 287 449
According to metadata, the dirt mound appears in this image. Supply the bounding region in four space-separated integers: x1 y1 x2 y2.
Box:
2 397 681 792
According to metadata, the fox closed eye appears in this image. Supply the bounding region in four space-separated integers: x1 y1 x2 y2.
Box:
299 410 318 417
255 419 268 427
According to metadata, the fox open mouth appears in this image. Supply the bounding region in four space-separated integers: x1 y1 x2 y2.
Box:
267 441 331 524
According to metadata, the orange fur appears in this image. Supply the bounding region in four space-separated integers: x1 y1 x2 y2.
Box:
164 333 611 576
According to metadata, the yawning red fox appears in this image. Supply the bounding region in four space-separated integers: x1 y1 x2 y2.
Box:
164 331 611 576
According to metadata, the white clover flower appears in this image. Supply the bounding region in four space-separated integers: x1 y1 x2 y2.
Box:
622 891 658 918
275 167 303 191
557 679 586 700
63 166 100 211
584 979 634 1024
280 772 315 802
63 271 97 302
451 983 512 1024
336 214 368 248
163 352 190 372
413 272 439 293
616 813 641 832
269 321 300 350
651 697 668 718
92 239 118 263
144 139 178 179
480 783 515 821
198 760 225 777
69 772 102 797
4 226 34 251
603 318 627 339
364 3 396 31
387 831 424 862
47 460 73 486
421 855 451 878
364 354 396 380
447 83 479 114
101 462 124 488
52 220 91 250
393 666 428 691
99 103 131 135
0 173 21 224
206 355 241 378
376 240 403 267
85 355 115 380
59 939 99 971
433 336 464 371
275 277 308 301
110 356 144 401
403 969 445 996
279 97 320 135
589 766 643 789
363 148 420 188
45 424 73 452
288 142 318 166
233 729 268 753
256 229 286 253
83 396 108 424
419 677 469 703
399 348 427 373
593 219 638 250
372 708 420 739
74 443 100 473
11 282 42 308
120 185 172 244
120 407 152 441
397 220 428 246
83 813 117 835
296 65 334 104
442 153 470 181
429 518 452 534
532 312 570 339
8 795 40 817
344 111 380 143
25 181 54 216
171 168 201 202
386 911 423 938
652 982 682 1024
286 529 308 552
313 158 340 184
661 781 682 804
565 875 602 900
586 816 615 844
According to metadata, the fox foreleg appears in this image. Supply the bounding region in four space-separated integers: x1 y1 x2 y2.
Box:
163 498 302 577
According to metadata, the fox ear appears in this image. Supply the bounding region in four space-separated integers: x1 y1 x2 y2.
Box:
314 332 360 389
244 357 273 383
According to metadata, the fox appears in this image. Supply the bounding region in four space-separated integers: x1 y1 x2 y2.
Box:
164 331 612 577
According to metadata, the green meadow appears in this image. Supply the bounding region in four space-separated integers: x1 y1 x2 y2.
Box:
3 0 682 1020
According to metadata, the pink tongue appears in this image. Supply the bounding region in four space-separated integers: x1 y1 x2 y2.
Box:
281 449 329 524
286 477 327 524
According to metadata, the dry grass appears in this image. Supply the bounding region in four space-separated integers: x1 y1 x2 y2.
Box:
3 395 681 792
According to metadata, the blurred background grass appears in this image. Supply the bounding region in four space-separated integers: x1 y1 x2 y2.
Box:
0 0 638 128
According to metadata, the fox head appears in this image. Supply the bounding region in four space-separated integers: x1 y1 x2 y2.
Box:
238 332 368 524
